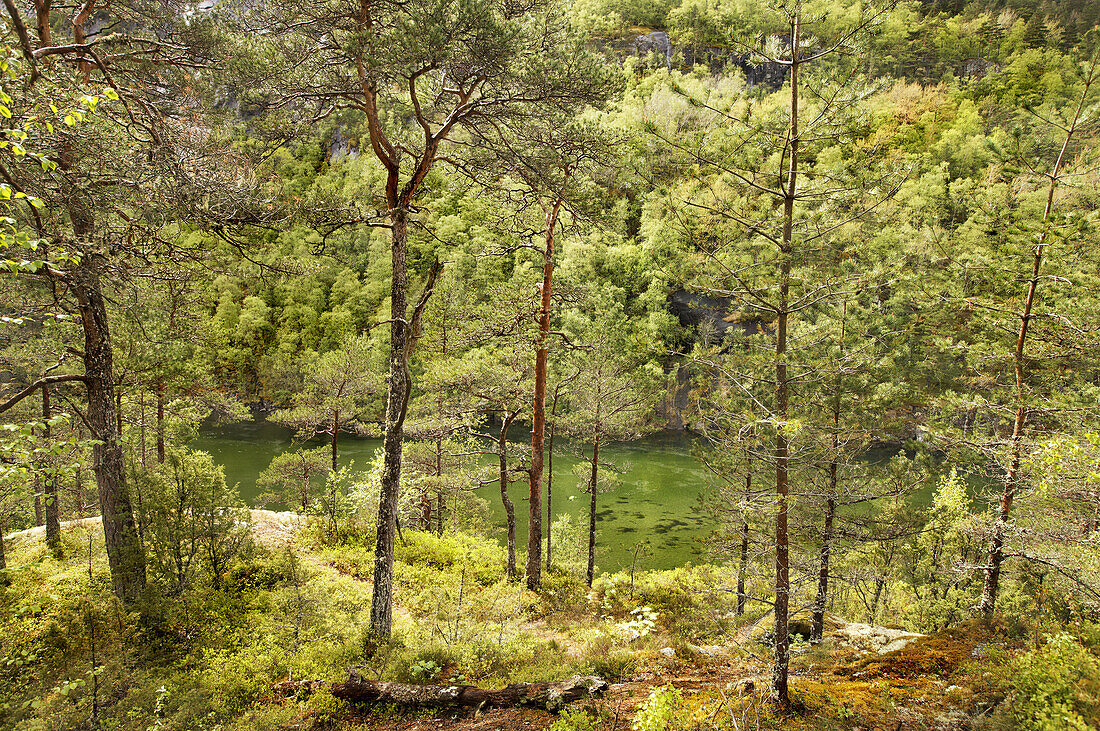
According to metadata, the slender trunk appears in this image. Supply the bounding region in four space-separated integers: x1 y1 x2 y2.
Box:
156 380 166 464
0 519 8 586
34 484 43 525
737 449 752 615
811 476 836 643
139 390 146 467
979 62 1094 619
331 409 339 472
812 372 842 643
72 259 146 604
737 520 749 615
436 437 445 535
371 205 410 639
870 573 887 622
546 418 555 571
500 412 518 580
586 431 601 587
770 13 800 709
528 198 563 590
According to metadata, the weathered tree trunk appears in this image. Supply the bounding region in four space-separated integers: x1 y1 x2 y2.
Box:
0 519 8 586
586 433 601 586
500 411 519 580
331 408 339 472
545 418 555 571
527 199 563 591
321 675 608 712
43 386 61 554
72 259 146 604
156 379 166 464
371 207 409 639
737 451 752 616
811 466 837 643
770 12 800 709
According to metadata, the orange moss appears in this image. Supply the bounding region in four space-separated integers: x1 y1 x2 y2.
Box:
836 620 1002 680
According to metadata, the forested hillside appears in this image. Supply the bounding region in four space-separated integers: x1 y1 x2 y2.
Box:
1 0 1099 728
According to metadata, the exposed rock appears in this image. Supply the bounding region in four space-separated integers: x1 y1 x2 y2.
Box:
634 31 673 68
828 621 926 654
668 289 760 343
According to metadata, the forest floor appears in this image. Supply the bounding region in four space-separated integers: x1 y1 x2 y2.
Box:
4 513 1014 730
238 506 997 731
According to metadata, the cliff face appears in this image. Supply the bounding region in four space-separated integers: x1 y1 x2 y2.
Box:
605 29 790 89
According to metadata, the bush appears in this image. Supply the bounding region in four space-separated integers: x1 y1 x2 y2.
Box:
984 632 1100 730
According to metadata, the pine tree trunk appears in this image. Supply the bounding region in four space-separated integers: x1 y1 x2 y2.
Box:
528 199 563 590
737 519 749 616
770 12 800 708
811 478 836 643
43 387 61 554
0 519 7 586
586 431 601 587
500 412 518 580
546 418 555 571
371 206 410 639
72 258 146 604
737 451 752 615
156 380 166 464
331 409 339 472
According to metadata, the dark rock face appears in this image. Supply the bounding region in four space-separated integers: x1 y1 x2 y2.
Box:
959 58 999 79
612 30 790 89
634 31 673 67
668 289 759 342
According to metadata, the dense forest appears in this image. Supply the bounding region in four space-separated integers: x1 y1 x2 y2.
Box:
1 0 1099 728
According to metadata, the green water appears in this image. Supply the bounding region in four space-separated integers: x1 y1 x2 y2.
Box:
191 422 714 572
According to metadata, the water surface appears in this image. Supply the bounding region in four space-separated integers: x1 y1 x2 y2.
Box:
191 422 714 571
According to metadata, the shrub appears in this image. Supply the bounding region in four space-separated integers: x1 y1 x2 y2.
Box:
549 706 607 731
985 633 1100 730
632 684 685 731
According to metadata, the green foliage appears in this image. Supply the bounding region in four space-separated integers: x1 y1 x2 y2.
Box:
985 633 1100 730
550 705 609 731
132 448 249 592
632 684 687 731
257 447 332 514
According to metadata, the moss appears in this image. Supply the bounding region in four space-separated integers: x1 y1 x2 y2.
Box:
836 620 1001 680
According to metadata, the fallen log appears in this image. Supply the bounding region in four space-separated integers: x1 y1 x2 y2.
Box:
328 673 608 713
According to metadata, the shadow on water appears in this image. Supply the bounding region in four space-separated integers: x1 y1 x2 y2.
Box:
191 421 713 571
191 423 958 573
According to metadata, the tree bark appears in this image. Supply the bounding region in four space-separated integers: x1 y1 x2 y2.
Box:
0 519 7 586
43 386 61 554
500 411 519 580
545 418 555 571
156 379 166 464
586 431 601 587
72 258 146 604
811 473 836 643
737 449 752 615
528 198 563 590
371 206 409 639
770 12 800 709
331 408 339 472
279 675 608 713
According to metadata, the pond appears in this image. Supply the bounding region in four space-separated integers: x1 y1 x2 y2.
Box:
191 422 716 572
